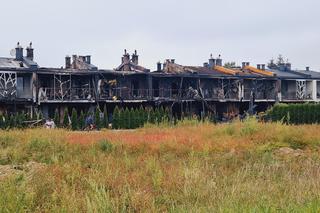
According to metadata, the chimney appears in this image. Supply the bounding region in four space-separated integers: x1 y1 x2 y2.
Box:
246 62 250 66
85 55 91 64
257 64 261 70
157 62 162 71
216 58 222 66
132 50 139 65
203 62 209 68
123 49 130 63
208 54 215 68
26 42 34 61
65 56 71 69
285 63 291 71
261 64 266 70
15 42 23 61
171 59 175 64
242 62 246 69
306 66 310 71
72 55 77 69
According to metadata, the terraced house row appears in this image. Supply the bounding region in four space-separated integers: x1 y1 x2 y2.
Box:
0 42 319 120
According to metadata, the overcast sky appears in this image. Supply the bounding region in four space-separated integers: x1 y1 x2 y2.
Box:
0 0 319 71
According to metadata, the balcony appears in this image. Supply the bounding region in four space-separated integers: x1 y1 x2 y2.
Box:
281 91 313 101
99 88 239 101
38 87 94 102
243 89 277 101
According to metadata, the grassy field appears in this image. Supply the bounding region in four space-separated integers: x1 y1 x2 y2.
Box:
1 118 320 212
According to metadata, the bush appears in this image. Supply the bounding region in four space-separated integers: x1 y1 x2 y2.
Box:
98 139 114 153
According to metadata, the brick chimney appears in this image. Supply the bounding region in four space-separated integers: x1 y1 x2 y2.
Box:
85 55 91 64
242 62 246 69
65 56 71 69
132 50 139 65
157 62 162 71
208 54 215 68
122 49 130 63
15 42 23 61
26 42 34 61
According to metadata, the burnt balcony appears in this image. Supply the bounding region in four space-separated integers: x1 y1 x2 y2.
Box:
99 87 239 101
243 88 277 101
38 87 95 102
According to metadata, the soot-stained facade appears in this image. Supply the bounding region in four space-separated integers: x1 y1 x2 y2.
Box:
1 43 320 120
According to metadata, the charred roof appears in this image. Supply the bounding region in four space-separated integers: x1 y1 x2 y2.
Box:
114 49 150 72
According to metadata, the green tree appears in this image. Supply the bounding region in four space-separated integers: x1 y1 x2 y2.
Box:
137 106 144 127
63 108 70 128
79 110 85 130
54 109 60 128
133 108 140 128
71 108 78 131
0 114 4 129
3 113 9 129
9 114 15 128
103 105 109 128
123 108 130 129
155 108 161 124
164 107 171 123
112 106 120 129
142 106 148 124
128 108 134 129
16 113 25 129
317 104 320 123
148 108 156 124
95 108 102 130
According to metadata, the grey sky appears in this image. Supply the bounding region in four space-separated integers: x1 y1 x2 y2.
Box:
0 0 319 70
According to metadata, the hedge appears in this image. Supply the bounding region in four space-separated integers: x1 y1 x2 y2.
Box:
265 103 320 124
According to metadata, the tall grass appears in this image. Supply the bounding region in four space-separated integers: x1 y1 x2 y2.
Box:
1 120 320 212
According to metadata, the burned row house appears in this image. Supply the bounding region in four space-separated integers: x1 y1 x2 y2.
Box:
1 43 320 120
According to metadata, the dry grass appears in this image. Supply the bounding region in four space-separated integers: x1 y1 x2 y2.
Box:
1 118 320 212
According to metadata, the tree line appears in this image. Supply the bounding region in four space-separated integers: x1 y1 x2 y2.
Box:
0 106 172 130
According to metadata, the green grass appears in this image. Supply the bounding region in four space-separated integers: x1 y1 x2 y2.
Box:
1 120 320 212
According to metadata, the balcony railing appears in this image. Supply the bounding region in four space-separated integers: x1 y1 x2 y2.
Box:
38 87 307 102
281 91 313 100
39 87 94 102
99 88 240 101
243 89 277 100
0 88 17 100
